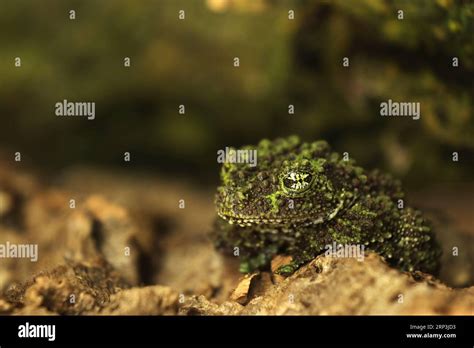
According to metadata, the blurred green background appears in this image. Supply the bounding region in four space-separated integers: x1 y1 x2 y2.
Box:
0 0 473 187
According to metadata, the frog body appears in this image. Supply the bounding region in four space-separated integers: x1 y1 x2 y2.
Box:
212 136 441 275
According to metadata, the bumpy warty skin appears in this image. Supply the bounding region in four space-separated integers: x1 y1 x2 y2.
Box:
212 136 442 275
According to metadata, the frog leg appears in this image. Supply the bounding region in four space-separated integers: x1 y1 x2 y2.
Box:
274 261 300 276
238 241 282 273
392 208 442 275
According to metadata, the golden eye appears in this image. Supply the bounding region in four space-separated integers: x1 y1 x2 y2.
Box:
281 171 313 194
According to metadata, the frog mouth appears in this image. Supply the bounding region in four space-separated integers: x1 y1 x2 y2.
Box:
217 199 345 228
217 211 324 227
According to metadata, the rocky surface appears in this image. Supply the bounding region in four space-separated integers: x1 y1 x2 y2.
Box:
181 253 474 315
0 161 472 315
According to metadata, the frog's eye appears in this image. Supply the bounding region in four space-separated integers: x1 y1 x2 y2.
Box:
281 171 314 194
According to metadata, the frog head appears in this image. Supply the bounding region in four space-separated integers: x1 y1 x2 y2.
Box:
215 136 359 227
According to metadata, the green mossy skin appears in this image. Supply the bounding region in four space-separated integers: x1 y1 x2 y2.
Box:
212 136 442 275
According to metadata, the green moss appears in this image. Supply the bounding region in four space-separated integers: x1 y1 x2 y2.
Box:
213 136 442 275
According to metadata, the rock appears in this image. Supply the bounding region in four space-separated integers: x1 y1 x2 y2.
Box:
59 167 242 301
0 191 13 216
271 254 293 283
100 285 179 315
179 295 242 316
180 253 474 315
22 191 142 285
271 255 293 273
2 228 473 316
3 259 128 315
0 165 472 316
229 273 260 305
0 162 38 227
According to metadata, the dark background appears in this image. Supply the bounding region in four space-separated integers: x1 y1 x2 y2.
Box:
0 0 473 187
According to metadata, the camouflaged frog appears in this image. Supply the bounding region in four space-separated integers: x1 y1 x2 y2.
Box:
212 136 441 275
